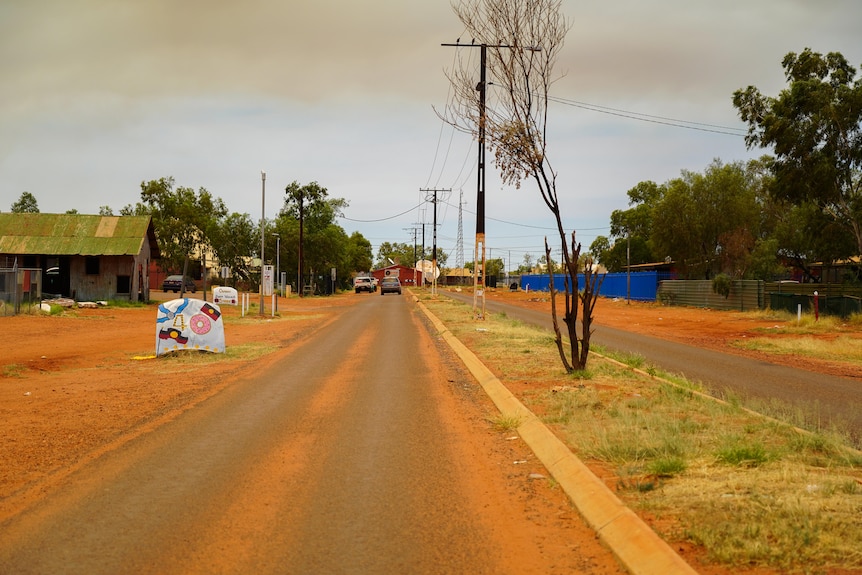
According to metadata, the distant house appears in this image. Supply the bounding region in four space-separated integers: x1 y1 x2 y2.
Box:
0 213 160 301
444 267 472 286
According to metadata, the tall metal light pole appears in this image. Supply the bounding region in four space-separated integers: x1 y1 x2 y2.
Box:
260 171 265 316
297 190 304 297
274 232 280 308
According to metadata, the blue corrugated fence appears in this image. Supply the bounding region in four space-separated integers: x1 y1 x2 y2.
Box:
519 271 670 301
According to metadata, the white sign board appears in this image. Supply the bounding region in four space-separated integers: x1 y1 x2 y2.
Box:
263 265 274 296
156 298 225 356
213 286 239 305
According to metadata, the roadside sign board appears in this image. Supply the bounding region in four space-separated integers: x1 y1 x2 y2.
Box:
156 298 225 356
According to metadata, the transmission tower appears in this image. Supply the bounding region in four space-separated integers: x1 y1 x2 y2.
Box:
455 189 465 272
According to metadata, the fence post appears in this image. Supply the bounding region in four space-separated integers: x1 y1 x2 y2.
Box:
814 290 819 322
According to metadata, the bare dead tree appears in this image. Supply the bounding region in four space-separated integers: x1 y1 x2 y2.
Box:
440 0 603 371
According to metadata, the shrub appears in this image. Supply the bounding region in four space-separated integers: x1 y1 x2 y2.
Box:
712 273 732 299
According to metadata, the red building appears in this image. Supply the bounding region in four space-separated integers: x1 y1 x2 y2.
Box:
371 264 420 287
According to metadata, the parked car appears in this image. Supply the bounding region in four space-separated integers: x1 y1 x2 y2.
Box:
162 275 197 293
354 276 375 293
380 276 402 295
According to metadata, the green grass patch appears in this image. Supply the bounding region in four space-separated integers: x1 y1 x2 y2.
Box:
715 439 770 467
488 413 523 432
733 334 862 364
1 364 25 378
155 342 276 365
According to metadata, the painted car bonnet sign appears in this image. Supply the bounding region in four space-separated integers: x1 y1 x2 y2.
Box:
156 298 225 356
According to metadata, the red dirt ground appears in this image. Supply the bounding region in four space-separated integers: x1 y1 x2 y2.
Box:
1 289 856 574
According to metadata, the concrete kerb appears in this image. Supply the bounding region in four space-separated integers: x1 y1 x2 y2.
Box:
413 295 699 575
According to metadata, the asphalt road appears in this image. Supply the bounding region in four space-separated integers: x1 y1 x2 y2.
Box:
0 293 620 575
445 291 862 442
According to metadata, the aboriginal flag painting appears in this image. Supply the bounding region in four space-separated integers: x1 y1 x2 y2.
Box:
155 298 225 356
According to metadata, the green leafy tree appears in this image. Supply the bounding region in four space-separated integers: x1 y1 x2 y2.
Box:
375 242 413 268
11 192 39 213
119 203 150 216
283 181 329 294
465 257 504 278
747 237 785 281
210 212 257 287
592 181 662 272
610 182 661 248
591 235 654 273
375 242 447 270
772 199 855 281
651 160 762 279
733 48 862 257
484 257 505 278
98 206 113 216
345 232 373 274
280 181 358 293
517 252 534 274
140 177 227 294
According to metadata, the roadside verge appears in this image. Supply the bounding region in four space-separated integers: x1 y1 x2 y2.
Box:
414 295 699 575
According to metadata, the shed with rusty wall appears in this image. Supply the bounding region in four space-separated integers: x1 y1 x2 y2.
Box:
0 213 160 302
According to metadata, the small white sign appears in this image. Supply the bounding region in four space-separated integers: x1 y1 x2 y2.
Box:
213 286 239 305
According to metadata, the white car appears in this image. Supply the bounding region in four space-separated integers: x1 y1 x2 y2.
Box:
354 276 375 293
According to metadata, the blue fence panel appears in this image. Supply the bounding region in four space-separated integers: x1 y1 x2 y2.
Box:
519 271 666 301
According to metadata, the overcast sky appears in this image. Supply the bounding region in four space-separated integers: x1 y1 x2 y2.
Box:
2 0 860 267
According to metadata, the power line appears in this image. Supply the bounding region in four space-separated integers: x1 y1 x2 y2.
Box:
341 202 426 223
483 82 747 136
545 94 748 136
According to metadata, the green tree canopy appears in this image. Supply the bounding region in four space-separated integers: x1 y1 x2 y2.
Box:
650 160 765 279
344 232 373 274
591 180 664 271
279 181 363 292
733 48 862 255
140 177 227 283
375 242 447 270
591 235 654 273
210 212 258 287
11 192 39 213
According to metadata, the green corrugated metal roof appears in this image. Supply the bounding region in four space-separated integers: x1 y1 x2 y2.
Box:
0 213 159 257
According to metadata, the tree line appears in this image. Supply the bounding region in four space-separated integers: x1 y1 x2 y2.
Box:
591 48 862 283
129 178 374 293
8 179 375 293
